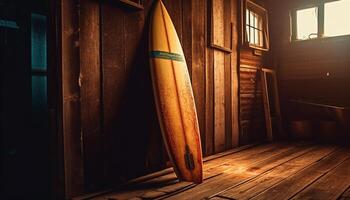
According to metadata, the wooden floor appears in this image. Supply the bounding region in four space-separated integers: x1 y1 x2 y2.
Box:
85 142 350 200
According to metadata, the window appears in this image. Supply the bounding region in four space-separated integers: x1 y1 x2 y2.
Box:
293 0 350 40
296 7 318 40
324 0 350 37
244 0 269 51
31 13 47 110
246 10 263 46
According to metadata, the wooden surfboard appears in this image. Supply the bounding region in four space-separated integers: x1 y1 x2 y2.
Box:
149 0 203 183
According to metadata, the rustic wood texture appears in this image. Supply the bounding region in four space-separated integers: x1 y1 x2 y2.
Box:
191 0 207 153
240 66 266 144
261 70 273 141
212 0 226 153
238 0 270 146
214 50 226 153
61 0 244 196
217 145 336 199
251 148 350 200
291 158 350 200
230 0 240 148
79 0 102 192
86 143 350 200
61 0 84 197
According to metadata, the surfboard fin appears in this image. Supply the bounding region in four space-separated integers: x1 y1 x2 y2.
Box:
184 145 195 170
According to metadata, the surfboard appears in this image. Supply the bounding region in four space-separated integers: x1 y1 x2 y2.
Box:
149 0 203 183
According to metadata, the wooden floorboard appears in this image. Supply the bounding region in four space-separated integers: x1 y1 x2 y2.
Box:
249 148 350 200
216 145 337 200
164 143 314 199
291 156 350 200
97 142 290 200
89 142 350 200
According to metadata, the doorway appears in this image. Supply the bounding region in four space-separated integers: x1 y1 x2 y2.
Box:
1 0 53 198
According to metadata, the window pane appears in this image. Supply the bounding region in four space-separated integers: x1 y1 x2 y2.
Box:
246 25 250 42
296 7 318 40
254 13 258 28
250 27 255 44
31 13 47 70
250 11 254 27
32 76 47 110
255 29 259 45
246 9 249 25
259 30 264 46
246 8 265 47
324 0 350 37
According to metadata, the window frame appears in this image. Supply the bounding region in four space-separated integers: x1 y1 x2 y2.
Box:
242 0 270 51
291 0 350 41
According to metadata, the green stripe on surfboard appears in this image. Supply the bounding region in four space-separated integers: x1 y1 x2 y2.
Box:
150 51 184 62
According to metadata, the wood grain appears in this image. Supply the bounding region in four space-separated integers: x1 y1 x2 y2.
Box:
165 143 314 199
251 149 350 200
230 0 240 147
191 0 206 155
206 47 215 155
79 0 102 191
101 3 127 184
214 50 226 153
291 157 350 200
218 145 336 199
61 0 83 197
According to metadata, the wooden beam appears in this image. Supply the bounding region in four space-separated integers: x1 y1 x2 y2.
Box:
61 0 84 197
261 70 273 141
79 0 102 192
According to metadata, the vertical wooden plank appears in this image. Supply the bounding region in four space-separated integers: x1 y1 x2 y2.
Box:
191 0 206 153
206 48 214 155
214 50 226 153
212 0 225 47
182 0 192 76
231 0 240 147
61 0 84 197
224 0 232 149
79 0 102 192
212 0 226 153
101 4 126 183
261 70 273 141
269 70 283 139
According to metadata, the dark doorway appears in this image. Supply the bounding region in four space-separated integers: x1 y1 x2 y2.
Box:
1 0 52 199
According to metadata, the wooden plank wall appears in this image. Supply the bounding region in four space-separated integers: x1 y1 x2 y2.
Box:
61 0 84 197
239 0 269 144
266 0 350 125
60 0 240 198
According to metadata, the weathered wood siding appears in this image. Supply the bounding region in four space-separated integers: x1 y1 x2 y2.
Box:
239 0 269 144
60 0 240 197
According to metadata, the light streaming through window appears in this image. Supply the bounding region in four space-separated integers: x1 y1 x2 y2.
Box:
246 9 263 47
296 7 318 40
324 0 350 37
